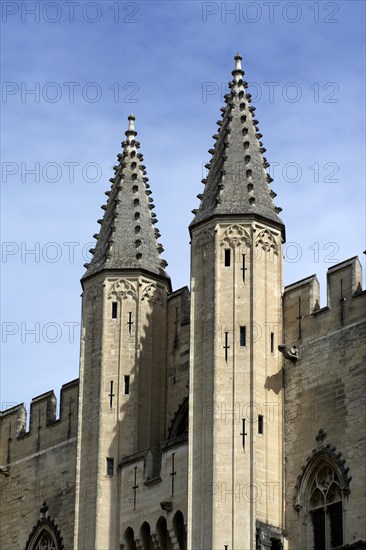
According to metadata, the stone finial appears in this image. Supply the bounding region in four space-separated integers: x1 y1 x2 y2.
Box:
125 113 137 139
40 501 49 518
234 52 243 70
128 113 135 130
316 429 327 443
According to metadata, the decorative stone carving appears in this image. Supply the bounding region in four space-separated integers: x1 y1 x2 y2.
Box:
316 429 327 443
0 465 10 476
141 282 157 303
293 439 352 506
141 283 166 304
278 344 299 362
151 532 162 550
25 502 64 550
108 279 137 301
255 228 278 254
220 223 251 248
160 501 173 512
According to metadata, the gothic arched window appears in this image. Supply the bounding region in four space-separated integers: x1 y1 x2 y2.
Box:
308 462 343 549
27 527 58 550
25 504 63 550
168 397 188 440
294 447 350 550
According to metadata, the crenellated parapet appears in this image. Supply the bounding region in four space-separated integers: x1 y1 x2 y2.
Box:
283 256 365 347
283 256 366 548
0 379 79 465
0 379 79 549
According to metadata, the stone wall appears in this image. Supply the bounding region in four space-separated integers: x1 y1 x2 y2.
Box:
166 287 190 440
283 257 366 548
119 438 188 548
1 254 364 550
0 379 79 549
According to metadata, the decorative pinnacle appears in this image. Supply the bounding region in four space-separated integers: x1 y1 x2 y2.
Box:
126 113 137 138
128 113 135 128
232 52 244 78
234 52 242 69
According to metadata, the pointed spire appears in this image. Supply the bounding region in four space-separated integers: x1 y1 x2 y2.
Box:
190 53 284 233
82 115 169 280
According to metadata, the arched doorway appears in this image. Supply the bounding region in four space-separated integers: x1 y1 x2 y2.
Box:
140 521 153 550
156 517 173 550
173 510 187 550
123 526 137 550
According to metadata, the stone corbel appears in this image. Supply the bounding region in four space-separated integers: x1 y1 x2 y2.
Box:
0 465 10 476
278 344 299 362
160 500 172 512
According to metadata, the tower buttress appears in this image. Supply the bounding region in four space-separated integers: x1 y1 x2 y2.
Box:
74 116 171 549
188 54 285 550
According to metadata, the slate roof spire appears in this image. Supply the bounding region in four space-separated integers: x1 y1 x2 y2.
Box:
190 53 284 234
82 114 169 281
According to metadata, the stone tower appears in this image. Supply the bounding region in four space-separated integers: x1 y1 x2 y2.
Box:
1 54 365 550
188 54 285 549
74 115 171 549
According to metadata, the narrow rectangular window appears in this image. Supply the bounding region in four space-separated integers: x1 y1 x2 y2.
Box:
106 457 114 476
111 302 118 319
258 415 264 435
224 249 231 267
124 375 130 395
240 326 246 347
270 332 274 353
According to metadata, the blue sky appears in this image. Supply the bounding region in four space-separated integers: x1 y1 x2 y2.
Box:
1 0 365 412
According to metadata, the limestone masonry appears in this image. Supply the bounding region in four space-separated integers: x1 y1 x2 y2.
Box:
1 54 365 550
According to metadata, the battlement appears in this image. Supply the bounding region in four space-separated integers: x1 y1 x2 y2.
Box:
283 256 365 345
0 379 79 464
